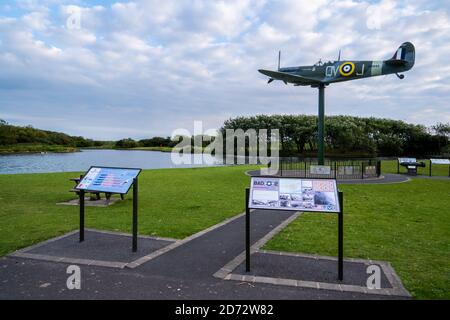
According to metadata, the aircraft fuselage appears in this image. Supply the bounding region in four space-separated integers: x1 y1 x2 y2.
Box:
279 60 409 85
259 42 415 87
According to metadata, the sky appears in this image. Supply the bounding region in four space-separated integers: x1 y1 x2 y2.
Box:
0 0 449 140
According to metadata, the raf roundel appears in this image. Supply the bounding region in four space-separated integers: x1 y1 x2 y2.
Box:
339 62 355 76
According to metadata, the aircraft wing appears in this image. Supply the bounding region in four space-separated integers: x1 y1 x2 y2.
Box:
258 69 321 85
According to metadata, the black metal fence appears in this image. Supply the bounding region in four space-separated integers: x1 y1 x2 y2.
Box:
278 158 381 179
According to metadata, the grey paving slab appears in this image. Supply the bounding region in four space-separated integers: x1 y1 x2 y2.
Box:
57 197 121 207
232 252 392 287
15 230 175 263
0 256 398 300
0 210 409 300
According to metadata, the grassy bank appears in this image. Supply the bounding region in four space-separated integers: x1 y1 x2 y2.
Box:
264 178 450 299
0 143 79 154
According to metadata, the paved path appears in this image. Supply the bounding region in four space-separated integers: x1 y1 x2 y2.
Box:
0 210 404 300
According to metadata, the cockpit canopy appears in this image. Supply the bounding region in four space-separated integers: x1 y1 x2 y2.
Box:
314 59 335 66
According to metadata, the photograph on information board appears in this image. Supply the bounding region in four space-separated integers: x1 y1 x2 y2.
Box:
249 177 340 213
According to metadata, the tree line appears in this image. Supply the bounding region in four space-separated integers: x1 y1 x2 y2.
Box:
221 115 450 157
0 119 104 148
115 136 177 148
2 116 449 157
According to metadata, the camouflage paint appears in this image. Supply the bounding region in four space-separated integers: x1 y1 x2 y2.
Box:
259 42 415 87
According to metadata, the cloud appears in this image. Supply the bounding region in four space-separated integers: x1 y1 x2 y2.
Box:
0 0 449 140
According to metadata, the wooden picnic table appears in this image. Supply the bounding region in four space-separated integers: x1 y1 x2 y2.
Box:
69 176 124 201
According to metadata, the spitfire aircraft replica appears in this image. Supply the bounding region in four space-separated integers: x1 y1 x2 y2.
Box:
259 42 415 164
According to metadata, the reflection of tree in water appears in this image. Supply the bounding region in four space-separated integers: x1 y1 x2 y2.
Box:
314 192 333 205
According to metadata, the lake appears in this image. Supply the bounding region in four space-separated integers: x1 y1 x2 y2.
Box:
0 149 223 174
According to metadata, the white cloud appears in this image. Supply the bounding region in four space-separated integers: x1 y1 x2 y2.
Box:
0 0 449 139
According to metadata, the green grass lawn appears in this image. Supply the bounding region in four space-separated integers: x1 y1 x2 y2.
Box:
0 165 449 299
0 166 254 257
264 178 450 299
381 159 450 177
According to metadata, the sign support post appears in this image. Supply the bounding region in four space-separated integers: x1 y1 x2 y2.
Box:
132 177 138 252
318 83 325 165
76 166 141 252
338 191 344 281
248 177 343 280
245 187 250 272
79 189 85 242
429 160 432 177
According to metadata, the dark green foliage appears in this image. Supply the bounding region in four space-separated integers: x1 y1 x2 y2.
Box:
115 138 139 148
221 115 449 157
0 119 105 148
139 136 174 147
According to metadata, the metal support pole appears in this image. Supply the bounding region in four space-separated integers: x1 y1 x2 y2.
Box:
132 177 138 252
429 160 432 177
79 189 85 242
334 161 337 179
338 191 344 281
318 84 325 165
245 187 250 272
377 160 381 177
397 160 400 174
304 160 307 178
361 163 364 179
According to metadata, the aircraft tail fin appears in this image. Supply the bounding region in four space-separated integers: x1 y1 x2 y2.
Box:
386 42 415 69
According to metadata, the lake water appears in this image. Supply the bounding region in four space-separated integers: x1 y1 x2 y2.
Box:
0 149 223 174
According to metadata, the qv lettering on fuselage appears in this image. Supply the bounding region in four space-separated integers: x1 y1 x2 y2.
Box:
325 63 366 78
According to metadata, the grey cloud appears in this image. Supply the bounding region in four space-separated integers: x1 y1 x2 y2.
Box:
0 0 449 140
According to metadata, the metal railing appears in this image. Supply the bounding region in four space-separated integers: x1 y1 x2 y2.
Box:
278 158 381 179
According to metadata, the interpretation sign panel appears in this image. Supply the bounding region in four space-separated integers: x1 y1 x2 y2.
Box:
249 177 340 213
430 158 450 165
76 166 141 194
398 157 417 164
310 165 331 175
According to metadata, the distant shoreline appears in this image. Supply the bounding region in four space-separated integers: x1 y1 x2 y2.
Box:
0 145 178 155
0 145 80 155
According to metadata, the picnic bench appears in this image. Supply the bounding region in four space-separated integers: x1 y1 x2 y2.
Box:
397 158 426 176
69 176 124 201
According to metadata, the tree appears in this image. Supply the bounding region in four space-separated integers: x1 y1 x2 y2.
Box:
115 138 138 148
221 114 445 157
139 136 172 147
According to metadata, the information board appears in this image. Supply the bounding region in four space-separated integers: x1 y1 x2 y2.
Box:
76 166 141 194
310 165 331 175
398 157 417 164
249 177 340 213
430 158 450 165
